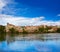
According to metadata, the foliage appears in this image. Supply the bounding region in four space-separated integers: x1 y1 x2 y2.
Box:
0 26 6 34
22 28 28 34
38 27 44 33
57 28 60 33
9 28 16 33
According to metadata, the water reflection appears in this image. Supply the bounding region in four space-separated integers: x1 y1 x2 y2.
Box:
0 34 6 41
0 33 60 42
0 33 60 52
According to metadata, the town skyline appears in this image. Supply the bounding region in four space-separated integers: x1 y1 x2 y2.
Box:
0 23 59 34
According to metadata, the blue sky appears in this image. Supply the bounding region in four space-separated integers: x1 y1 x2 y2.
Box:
0 0 60 26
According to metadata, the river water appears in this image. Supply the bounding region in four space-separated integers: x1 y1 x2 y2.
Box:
0 33 60 52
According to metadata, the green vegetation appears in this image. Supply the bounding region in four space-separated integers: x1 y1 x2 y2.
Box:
0 25 6 34
44 26 51 33
57 28 60 33
22 28 28 34
38 27 44 33
9 28 19 34
9 27 28 34
9 28 16 33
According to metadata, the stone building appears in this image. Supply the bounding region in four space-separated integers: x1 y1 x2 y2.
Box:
5 23 23 32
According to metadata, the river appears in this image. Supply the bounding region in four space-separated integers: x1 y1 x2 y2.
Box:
0 33 60 52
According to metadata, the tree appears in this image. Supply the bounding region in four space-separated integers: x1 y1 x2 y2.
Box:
9 28 16 33
22 28 28 34
57 28 60 33
38 27 44 33
0 25 6 34
44 26 49 33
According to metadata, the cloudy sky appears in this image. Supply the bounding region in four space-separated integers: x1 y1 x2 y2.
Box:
0 0 60 26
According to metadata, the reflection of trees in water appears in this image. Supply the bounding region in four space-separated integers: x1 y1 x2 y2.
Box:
0 34 6 41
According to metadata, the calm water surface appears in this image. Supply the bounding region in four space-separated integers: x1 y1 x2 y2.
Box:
0 33 60 52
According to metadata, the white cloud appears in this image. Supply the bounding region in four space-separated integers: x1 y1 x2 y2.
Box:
0 0 29 16
0 14 45 26
0 0 6 10
0 14 60 26
0 0 9 10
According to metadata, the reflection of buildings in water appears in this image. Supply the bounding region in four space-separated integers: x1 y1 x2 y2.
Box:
14 34 45 41
6 34 15 44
